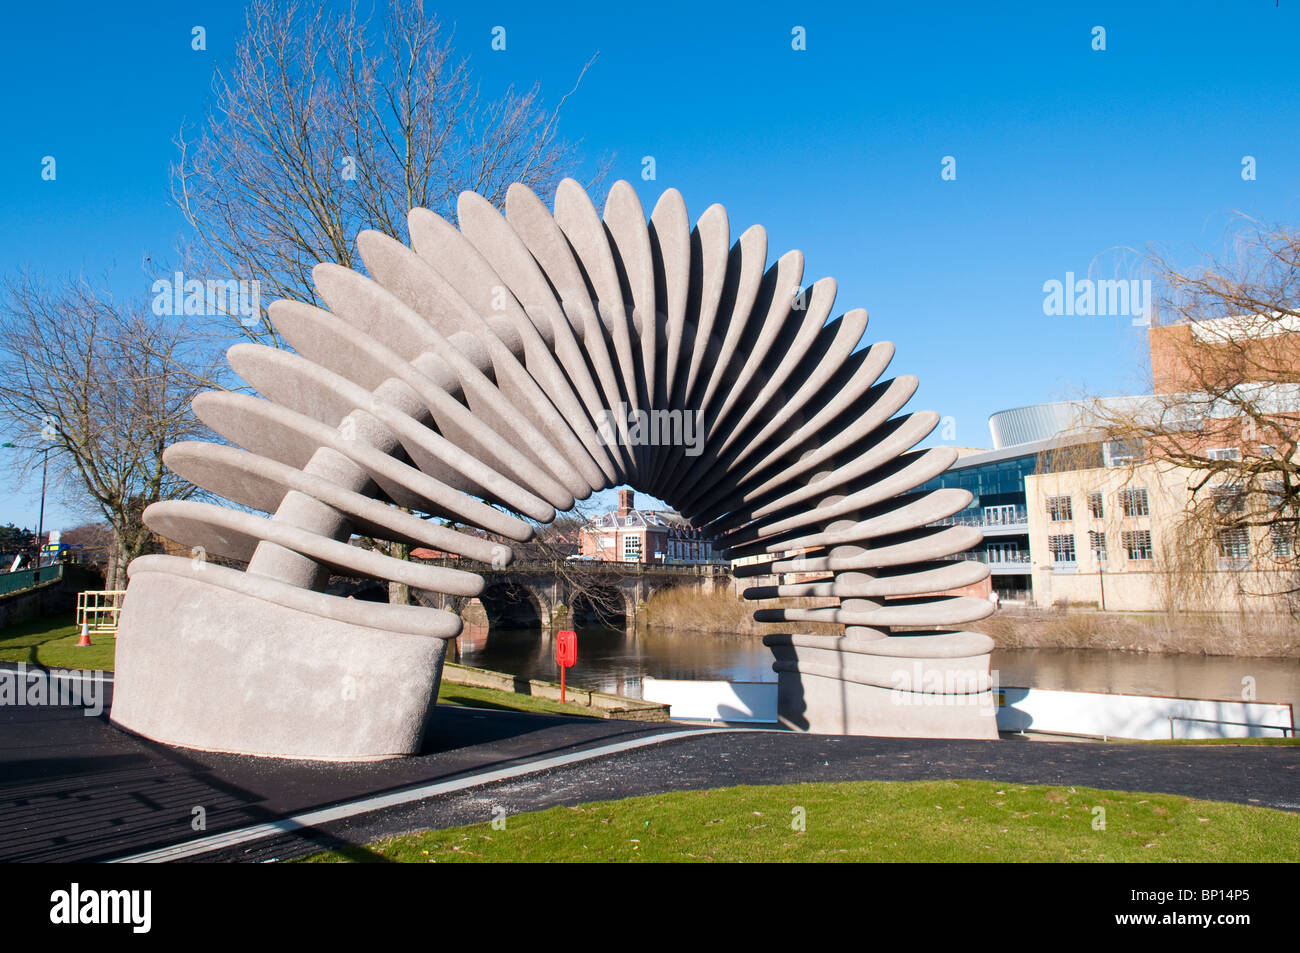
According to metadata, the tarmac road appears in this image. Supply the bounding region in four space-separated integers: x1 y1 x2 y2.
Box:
0 667 1295 863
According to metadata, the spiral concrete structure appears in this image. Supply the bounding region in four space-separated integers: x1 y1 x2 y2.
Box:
110 179 997 760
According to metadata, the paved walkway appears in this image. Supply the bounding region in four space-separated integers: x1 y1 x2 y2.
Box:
214 726 1299 863
1 672 1296 862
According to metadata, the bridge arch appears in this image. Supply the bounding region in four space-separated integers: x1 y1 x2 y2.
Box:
477 582 551 630
568 583 632 629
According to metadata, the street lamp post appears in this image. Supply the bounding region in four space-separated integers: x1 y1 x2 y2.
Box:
3 440 53 581
35 445 49 582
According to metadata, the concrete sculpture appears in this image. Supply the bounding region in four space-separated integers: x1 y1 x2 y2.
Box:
110 179 997 760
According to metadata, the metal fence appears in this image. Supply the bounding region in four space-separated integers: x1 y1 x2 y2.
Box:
940 550 1032 565
0 562 64 596
933 506 1029 529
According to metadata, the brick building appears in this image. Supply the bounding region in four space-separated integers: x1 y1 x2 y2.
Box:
578 489 720 565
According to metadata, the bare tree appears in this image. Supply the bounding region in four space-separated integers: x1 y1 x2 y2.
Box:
1083 218 1300 608
518 507 632 627
173 0 604 343
172 0 604 606
59 521 115 576
433 502 633 628
0 272 221 589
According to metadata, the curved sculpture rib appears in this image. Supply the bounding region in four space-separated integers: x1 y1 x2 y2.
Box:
110 178 996 760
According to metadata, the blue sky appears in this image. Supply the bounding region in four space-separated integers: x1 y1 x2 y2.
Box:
2 0 1298 530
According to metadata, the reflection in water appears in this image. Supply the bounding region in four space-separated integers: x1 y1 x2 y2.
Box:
455 623 1300 712
455 624 774 698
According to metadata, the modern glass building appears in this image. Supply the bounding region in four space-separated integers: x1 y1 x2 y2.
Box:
919 319 1299 610
919 422 1106 602
918 443 1044 601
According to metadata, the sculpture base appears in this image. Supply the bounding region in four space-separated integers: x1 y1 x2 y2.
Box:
762 631 998 739
110 557 450 761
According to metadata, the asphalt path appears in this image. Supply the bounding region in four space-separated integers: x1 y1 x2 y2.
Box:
0 667 1295 863
0 672 682 862
213 725 1300 863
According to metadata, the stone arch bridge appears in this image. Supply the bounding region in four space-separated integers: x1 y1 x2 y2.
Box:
415 560 732 629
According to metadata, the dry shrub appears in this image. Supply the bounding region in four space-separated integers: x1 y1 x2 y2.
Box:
972 607 1300 656
642 585 841 636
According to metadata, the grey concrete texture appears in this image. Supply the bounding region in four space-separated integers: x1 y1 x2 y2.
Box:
110 179 996 759
113 560 450 760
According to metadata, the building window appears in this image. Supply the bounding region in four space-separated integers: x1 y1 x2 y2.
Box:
984 504 1022 526
1087 492 1104 519
1122 530 1153 561
1089 531 1107 563
1048 534 1076 563
1213 485 1246 515
1046 496 1073 522
1266 482 1294 558
988 542 1020 564
1271 523 1294 559
624 515 635 526
1119 487 1149 517
1206 448 1240 461
1216 527 1250 561
1104 439 1142 467
623 536 641 562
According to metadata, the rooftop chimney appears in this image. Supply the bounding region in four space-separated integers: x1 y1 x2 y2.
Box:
617 488 634 519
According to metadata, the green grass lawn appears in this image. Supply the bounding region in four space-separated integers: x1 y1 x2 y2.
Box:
0 613 116 671
299 779 1300 863
436 681 599 718
0 613 599 718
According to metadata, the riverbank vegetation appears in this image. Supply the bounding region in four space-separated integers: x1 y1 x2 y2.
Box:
972 607 1300 657
299 778 1300 863
642 586 1299 656
640 586 841 636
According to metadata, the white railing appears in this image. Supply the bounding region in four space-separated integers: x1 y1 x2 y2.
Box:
934 506 1028 529
943 550 1031 565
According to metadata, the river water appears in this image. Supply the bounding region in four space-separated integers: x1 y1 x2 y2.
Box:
454 624 1300 712
456 624 774 698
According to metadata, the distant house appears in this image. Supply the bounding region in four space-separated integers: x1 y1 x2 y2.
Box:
410 547 457 561
579 489 720 566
